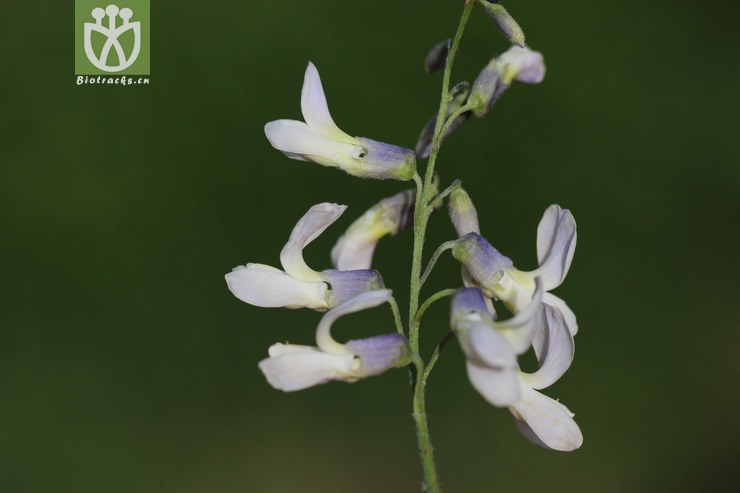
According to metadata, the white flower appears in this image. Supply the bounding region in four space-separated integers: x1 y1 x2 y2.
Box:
511 305 582 451
264 63 416 180
226 203 384 310
452 204 578 335
450 287 582 451
450 285 543 407
331 189 416 270
258 290 411 391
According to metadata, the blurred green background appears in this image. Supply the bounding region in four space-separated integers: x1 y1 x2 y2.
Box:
2 1 739 492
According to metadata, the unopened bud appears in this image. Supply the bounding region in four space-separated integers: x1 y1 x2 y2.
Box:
425 39 451 74
468 58 504 117
479 1 526 48
448 188 480 236
415 82 472 158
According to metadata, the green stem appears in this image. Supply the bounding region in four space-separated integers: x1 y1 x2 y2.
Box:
426 179 461 214
388 296 405 336
438 103 474 144
415 289 459 326
408 3 475 492
423 332 456 383
420 241 457 287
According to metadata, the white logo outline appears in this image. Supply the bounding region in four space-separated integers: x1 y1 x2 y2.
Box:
84 4 141 73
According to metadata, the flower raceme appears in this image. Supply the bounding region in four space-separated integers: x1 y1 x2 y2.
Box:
225 203 384 310
265 62 417 181
258 290 412 391
450 287 582 451
451 204 578 335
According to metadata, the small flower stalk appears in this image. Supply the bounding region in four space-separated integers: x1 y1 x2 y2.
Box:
228 1 583 491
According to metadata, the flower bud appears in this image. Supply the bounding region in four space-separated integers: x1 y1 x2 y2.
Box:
415 82 472 159
468 46 545 117
479 1 526 48
448 187 480 236
425 39 451 74
468 58 504 117
331 189 416 270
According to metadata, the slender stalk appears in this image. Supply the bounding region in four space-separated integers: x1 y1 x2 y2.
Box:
420 241 457 287
438 103 474 144
388 296 405 336
415 289 459 326
423 332 456 383
426 179 461 214
407 3 476 492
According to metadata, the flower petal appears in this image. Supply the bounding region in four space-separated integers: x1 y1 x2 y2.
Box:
331 189 415 270
315 289 392 354
264 120 365 168
225 263 328 309
300 62 358 144
457 320 517 369
494 278 545 354
509 386 582 451
531 205 576 290
280 203 347 282
467 361 520 407
519 305 574 389
499 46 546 84
258 343 355 392
542 292 578 335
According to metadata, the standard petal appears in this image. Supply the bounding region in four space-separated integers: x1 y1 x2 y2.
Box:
264 119 365 168
467 361 520 407
519 306 574 389
300 62 358 144
315 289 393 354
225 263 328 309
331 233 376 271
259 343 355 391
509 386 582 451
531 205 577 290
280 203 347 282
458 321 516 369
542 292 578 335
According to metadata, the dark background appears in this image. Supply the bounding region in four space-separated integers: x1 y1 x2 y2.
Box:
2 1 739 492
